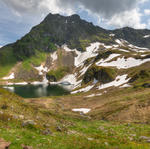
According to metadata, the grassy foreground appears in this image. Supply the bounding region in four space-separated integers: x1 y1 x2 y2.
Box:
0 88 150 149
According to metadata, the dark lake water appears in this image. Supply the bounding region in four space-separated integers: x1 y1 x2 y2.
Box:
3 84 70 98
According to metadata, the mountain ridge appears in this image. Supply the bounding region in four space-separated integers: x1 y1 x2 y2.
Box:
1 13 150 59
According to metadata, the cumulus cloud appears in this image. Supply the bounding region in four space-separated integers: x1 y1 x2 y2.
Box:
57 0 139 19
1 0 148 29
0 0 149 30
1 0 74 16
107 9 146 29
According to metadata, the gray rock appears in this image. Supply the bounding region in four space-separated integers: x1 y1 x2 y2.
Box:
140 136 150 140
87 138 94 141
22 120 35 127
98 126 105 131
56 126 62 132
43 124 50 128
13 115 18 119
42 129 52 135
19 115 24 119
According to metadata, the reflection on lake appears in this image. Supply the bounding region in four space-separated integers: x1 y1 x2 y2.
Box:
3 84 71 98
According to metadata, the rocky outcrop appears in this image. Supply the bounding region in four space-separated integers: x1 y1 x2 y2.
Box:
83 65 116 84
15 65 42 81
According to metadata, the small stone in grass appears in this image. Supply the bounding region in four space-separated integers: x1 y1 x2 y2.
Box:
21 144 33 149
0 138 11 149
42 129 52 135
56 126 62 132
87 138 94 141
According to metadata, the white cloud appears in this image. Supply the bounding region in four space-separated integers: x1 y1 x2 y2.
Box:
0 0 149 31
2 0 75 17
107 9 146 29
144 9 150 15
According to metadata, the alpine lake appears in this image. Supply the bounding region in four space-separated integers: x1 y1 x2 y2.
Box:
2 83 72 98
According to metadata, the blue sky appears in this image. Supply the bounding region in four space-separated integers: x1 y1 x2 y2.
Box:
0 0 150 47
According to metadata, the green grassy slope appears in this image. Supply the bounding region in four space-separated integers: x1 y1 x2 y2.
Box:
0 88 150 148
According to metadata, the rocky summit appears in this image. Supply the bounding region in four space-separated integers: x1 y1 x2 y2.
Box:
1 13 150 148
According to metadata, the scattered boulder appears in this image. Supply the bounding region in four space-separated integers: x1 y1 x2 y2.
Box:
21 144 33 149
56 126 62 132
42 129 52 135
19 115 25 119
0 138 11 149
142 83 150 88
98 126 105 131
22 120 35 127
140 136 150 140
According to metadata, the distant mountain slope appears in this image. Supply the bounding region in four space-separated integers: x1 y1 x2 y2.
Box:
112 27 150 48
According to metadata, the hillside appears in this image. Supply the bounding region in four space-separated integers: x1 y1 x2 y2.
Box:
1 13 150 148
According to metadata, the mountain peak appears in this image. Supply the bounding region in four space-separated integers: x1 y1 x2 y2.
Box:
44 13 80 22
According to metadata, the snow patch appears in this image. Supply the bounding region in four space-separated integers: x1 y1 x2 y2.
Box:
143 35 150 38
85 93 102 98
109 34 115 37
35 65 48 75
120 84 131 88
98 74 130 90
97 56 150 69
75 42 101 67
62 45 73 52
115 39 124 46
72 108 91 114
60 74 82 89
119 49 129 53
79 64 92 77
96 54 121 65
128 44 149 51
3 73 15 80
51 51 58 61
71 85 94 94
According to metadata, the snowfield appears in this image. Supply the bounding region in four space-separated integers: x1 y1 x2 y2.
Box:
98 74 130 90
74 42 101 67
60 74 82 89
97 56 150 69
